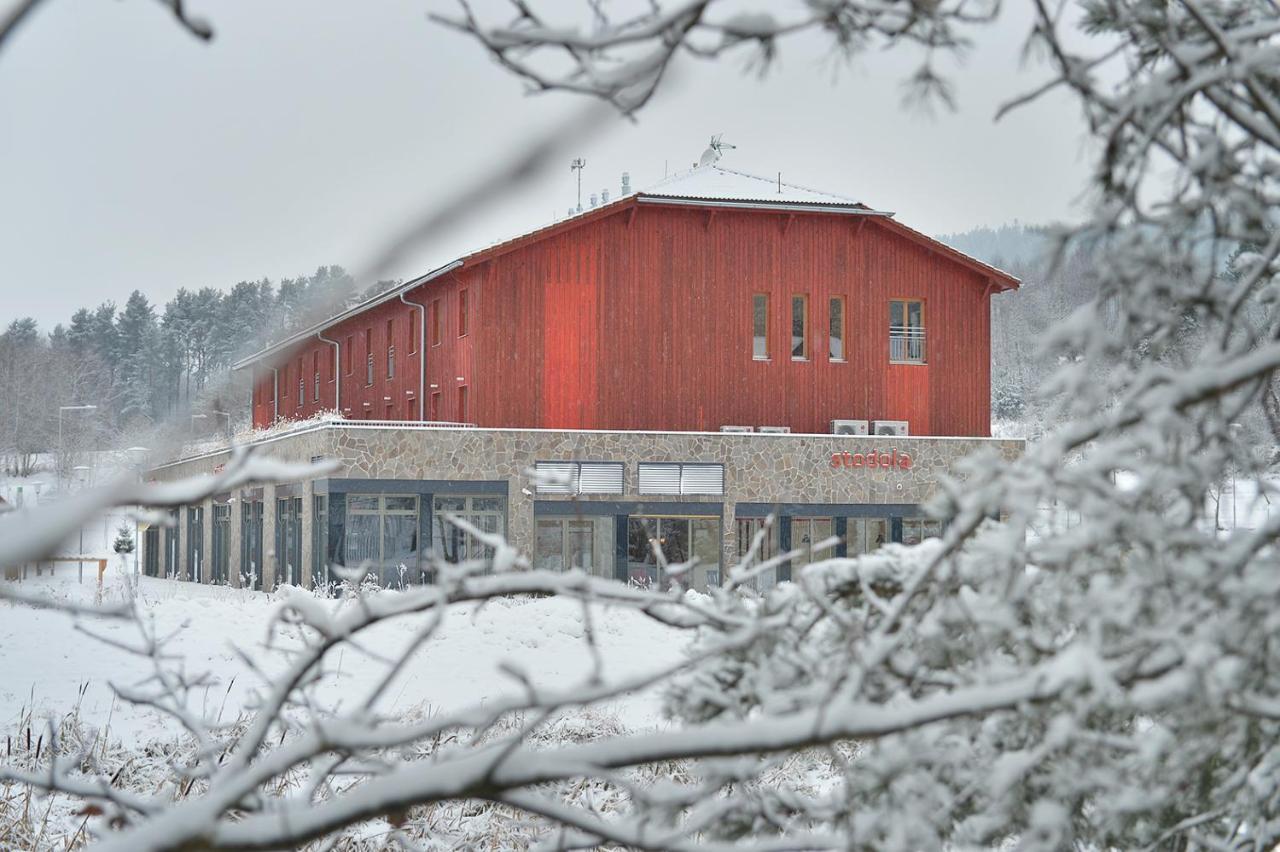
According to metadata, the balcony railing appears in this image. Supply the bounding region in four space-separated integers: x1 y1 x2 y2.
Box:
889 326 926 363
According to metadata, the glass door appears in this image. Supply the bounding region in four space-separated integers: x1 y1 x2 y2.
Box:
626 516 720 591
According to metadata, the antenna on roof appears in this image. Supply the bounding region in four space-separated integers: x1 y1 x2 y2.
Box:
570 158 586 213
698 134 736 167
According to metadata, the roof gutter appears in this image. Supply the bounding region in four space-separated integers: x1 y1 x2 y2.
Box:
316 331 341 416
398 290 428 421
232 260 464 371
636 196 893 216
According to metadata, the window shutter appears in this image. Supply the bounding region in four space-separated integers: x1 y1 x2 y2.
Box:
577 462 623 494
534 462 576 494
638 463 681 495
680 463 724 495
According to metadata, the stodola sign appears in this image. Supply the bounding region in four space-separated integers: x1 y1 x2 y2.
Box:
829 449 912 470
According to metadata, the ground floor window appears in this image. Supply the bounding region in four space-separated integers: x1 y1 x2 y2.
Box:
241 500 263 590
186 506 204 583
626 516 720 592
535 516 614 578
276 496 303 587
432 495 505 566
846 517 890 554
164 509 179 579
902 518 943 545
312 495 329 589
735 517 778 589
346 494 420 587
792 517 835 565
211 503 230 584
143 526 160 577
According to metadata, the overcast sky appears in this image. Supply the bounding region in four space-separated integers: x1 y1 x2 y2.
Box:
0 1 1094 331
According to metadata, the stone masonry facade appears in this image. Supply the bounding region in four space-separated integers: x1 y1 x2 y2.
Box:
146 424 1024 590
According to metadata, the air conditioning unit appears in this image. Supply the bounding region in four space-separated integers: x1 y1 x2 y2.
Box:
720 425 754 433
872 420 910 436
831 419 869 436
758 426 791 434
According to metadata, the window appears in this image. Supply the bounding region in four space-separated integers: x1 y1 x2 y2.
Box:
297 358 304 407
408 311 417 354
902 518 944 546
792 517 835 565
533 461 624 495
365 329 374 386
312 352 320 401
186 506 203 583
311 495 329 590
736 517 778 590
889 299 926 363
345 494 420 587
386 319 395 379
344 335 353 375
845 517 890 555
637 462 724 495
432 495 505 566
429 391 440 420
791 295 808 359
829 297 846 361
240 499 263 590
459 288 469 337
275 497 302 587
458 385 468 423
626 516 721 591
431 299 442 346
752 294 769 359
535 517 615 578
211 502 230 585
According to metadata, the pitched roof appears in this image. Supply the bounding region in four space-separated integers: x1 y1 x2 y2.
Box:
234 164 1018 369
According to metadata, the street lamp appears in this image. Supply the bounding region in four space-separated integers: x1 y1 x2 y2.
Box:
1229 422 1244 530
72 465 91 573
58 404 97 492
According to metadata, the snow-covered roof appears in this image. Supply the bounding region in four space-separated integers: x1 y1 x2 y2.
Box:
639 164 864 206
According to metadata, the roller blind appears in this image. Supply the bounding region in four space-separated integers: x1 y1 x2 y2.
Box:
535 461 623 495
637 463 682 495
679 463 724 495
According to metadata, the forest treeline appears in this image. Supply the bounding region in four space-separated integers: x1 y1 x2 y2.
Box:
0 266 398 476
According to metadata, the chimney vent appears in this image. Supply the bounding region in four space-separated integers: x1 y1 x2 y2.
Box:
621 172 631 194
589 193 598 209
601 188 610 203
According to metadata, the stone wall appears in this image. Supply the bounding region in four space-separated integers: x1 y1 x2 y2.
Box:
146 424 1024 585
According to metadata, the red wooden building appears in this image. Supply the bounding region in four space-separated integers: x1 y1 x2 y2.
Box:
236 165 1019 437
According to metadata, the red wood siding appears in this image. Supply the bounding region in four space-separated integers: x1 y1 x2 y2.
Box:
250 200 1000 437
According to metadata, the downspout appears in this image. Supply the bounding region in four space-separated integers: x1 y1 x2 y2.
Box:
271 367 279 423
316 331 341 416
399 291 428 421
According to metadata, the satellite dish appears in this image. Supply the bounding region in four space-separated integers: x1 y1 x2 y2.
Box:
698 133 736 167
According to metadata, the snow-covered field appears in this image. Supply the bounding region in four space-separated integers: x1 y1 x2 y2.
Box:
0 569 692 848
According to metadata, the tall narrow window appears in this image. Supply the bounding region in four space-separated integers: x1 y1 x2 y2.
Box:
344 335 353 375
791 295 808 360
458 385 469 422
386 318 395 379
408 311 418 354
431 300 442 347
297 358 304 406
312 351 320 400
752 294 769 359
889 299 926 364
829 297 846 361
458 289 469 336
365 328 374 385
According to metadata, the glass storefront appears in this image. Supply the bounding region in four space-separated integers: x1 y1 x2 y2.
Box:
312 495 329 589
846 517 890 555
346 494 420 587
240 499 263 590
211 503 230 585
792 517 835 564
276 496 303 587
186 506 203 583
626 515 720 592
535 516 614 579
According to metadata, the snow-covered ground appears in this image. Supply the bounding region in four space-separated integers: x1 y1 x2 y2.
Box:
0 570 686 743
